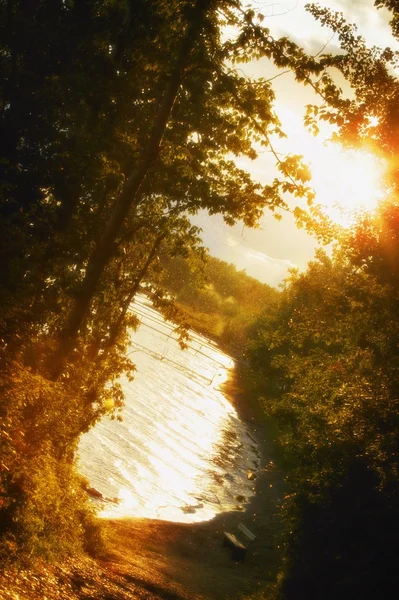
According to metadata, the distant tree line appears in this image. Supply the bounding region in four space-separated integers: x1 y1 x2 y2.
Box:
161 253 278 352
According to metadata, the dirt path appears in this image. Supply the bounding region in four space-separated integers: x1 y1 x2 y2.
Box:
104 470 282 600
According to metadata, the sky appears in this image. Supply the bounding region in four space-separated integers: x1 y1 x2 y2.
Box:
193 0 396 287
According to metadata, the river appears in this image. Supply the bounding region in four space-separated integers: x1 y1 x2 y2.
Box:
78 295 260 523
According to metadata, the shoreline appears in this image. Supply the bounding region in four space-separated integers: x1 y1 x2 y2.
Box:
99 369 284 600
0 368 284 600
220 369 284 524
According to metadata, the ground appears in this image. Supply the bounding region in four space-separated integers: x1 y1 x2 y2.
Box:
0 377 284 600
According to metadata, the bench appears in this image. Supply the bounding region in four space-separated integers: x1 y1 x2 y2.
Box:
223 523 256 561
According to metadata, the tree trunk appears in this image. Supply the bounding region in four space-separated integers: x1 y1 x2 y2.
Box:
50 0 212 377
98 231 167 361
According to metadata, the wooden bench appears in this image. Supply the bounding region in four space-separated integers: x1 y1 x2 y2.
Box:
223 523 256 561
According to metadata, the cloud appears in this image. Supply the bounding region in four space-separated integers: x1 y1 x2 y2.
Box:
226 235 239 247
246 248 296 269
208 228 299 286
308 0 397 47
191 209 318 287
255 0 398 53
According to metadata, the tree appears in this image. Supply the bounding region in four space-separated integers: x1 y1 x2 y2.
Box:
234 4 399 593
0 0 319 558
243 207 399 599
162 253 278 350
238 4 399 595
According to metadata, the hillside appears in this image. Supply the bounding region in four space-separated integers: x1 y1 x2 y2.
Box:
161 255 279 352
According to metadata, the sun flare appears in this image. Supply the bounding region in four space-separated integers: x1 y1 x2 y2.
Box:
308 144 387 227
276 105 387 227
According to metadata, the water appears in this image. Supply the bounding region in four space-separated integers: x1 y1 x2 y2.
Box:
78 296 260 523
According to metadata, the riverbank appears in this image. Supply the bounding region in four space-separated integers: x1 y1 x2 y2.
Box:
0 370 284 600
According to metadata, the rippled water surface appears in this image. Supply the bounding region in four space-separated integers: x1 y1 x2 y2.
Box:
78 296 259 523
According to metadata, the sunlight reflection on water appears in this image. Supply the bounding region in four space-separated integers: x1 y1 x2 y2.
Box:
78 296 259 523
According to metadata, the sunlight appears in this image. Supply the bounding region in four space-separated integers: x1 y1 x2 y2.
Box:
275 105 387 227
308 144 386 227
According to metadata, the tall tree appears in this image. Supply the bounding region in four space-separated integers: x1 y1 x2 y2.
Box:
0 0 318 557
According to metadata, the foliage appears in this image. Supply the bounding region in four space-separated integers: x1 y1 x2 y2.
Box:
2 0 398 574
243 200 399 599
0 0 322 559
239 5 399 597
162 253 278 352
0 359 107 562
